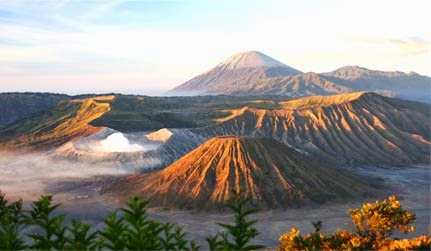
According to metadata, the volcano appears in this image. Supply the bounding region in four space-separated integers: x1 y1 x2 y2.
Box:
106 136 381 210
167 51 302 96
168 52 430 102
196 92 430 166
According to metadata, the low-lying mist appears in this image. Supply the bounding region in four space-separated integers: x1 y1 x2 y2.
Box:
0 152 142 201
0 130 180 201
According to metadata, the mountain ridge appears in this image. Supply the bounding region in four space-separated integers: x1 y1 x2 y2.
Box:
322 65 423 80
168 51 430 102
0 93 71 129
0 96 113 152
195 92 430 166
1 92 428 167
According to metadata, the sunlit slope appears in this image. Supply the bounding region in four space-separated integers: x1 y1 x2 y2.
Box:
196 92 430 166
106 136 381 210
0 96 113 151
0 94 290 152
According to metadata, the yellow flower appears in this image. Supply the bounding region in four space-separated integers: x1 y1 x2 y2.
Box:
349 236 362 248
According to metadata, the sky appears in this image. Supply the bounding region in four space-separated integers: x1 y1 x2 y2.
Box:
0 0 430 95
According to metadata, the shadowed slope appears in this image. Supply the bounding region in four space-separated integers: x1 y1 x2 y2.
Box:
0 96 113 152
0 93 70 129
106 136 382 210
196 92 430 166
322 66 430 102
210 72 352 97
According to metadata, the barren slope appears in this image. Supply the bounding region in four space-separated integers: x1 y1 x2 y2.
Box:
232 72 352 96
168 51 302 95
195 92 430 166
106 136 381 209
169 52 430 102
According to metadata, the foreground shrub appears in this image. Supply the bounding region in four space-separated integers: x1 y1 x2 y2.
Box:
0 192 26 250
0 190 262 250
98 197 199 250
2 191 429 250
278 195 430 251
206 189 264 250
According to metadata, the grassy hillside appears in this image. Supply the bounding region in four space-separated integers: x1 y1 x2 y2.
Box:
0 92 70 128
0 96 112 151
90 95 290 131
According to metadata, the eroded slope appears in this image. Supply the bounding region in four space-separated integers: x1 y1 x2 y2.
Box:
106 136 382 210
196 92 430 166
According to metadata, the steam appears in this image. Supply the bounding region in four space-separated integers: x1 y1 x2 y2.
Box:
96 133 145 153
0 131 167 201
71 132 160 154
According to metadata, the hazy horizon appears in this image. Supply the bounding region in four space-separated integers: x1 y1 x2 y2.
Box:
1 0 430 95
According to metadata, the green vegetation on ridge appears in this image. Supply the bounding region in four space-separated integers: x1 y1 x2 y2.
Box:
90 95 290 131
0 93 70 129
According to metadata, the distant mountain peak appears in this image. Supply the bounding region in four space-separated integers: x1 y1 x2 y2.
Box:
167 51 302 95
338 65 369 70
327 65 372 77
323 65 415 79
216 51 288 70
167 52 429 102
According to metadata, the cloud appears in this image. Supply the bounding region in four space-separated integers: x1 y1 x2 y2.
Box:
0 0 430 93
341 35 430 55
388 37 430 55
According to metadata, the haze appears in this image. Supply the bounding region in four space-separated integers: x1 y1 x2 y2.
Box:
0 131 162 200
0 0 430 95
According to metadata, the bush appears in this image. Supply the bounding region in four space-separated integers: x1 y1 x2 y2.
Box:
206 189 265 250
2 192 429 250
0 190 263 250
278 195 430 251
0 192 26 250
